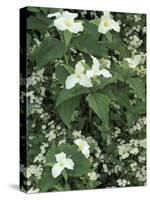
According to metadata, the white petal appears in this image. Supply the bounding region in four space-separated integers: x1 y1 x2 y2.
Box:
134 55 141 66
79 74 93 88
74 139 90 158
52 163 63 178
68 22 84 33
55 152 66 162
47 12 61 18
110 19 120 32
99 69 112 78
54 17 68 31
64 158 74 170
74 139 80 146
75 60 85 74
82 147 90 158
103 11 110 17
63 11 78 19
91 56 100 72
65 74 78 89
86 70 94 78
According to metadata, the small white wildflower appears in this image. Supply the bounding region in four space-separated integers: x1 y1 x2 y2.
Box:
87 172 98 181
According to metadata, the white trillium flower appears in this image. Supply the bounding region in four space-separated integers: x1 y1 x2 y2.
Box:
52 152 74 178
65 60 93 89
74 139 90 158
125 55 141 68
47 11 84 34
86 56 112 79
98 11 120 34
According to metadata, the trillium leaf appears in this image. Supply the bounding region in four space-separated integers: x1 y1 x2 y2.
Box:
57 96 80 128
35 37 66 69
56 87 89 107
63 64 74 74
46 143 57 164
72 33 108 57
126 77 145 101
86 93 110 130
83 20 99 38
39 167 59 192
27 14 52 32
102 34 129 57
105 32 112 43
63 30 72 46
55 65 69 84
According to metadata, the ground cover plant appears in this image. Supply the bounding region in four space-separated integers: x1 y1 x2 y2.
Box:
20 7 146 193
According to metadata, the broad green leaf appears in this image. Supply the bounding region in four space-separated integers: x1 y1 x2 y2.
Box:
126 101 146 128
72 34 108 57
55 65 69 84
86 93 110 130
35 37 66 69
57 96 80 128
105 32 112 43
56 87 89 107
103 34 129 57
39 167 58 192
129 100 146 114
27 14 51 32
83 21 99 38
90 18 100 26
46 143 57 164
126 112 137 128
63 30 72 46
63 64 74 74
127 78 145 101
116 92 130 108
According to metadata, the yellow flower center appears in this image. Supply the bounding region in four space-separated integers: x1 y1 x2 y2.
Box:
64 18 73 26
104 20 109 27
79 143 84 151
76 74 81 80
59 160 64 167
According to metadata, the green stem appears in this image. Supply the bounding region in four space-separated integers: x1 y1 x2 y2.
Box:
64 53 68 64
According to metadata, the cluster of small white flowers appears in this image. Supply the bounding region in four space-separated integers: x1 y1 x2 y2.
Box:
130 162 137 172
26 165 43 179
135 166 146 183
118 138 146 160
112 127 121 138
87 171 99 181
43 120 66 143
117 179 130 187
129 116 146 134
128 35 143 50
27 68 51 124
27 187 40 194
34 143 48 163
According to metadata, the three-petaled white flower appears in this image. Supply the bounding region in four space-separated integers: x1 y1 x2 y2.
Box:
65 60 93 89
98 11 120 34
125 55 141 68
52 152 74 178
47 11 84 34
86 56 112 79
74 139 90 158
